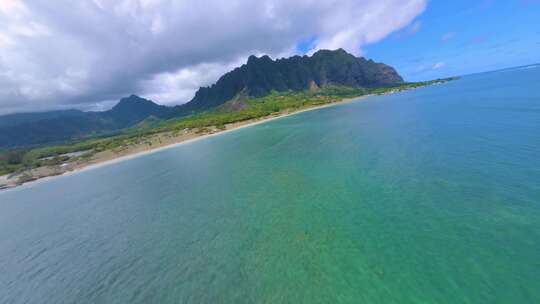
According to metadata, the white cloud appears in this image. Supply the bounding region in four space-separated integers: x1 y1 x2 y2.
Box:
393 19 422 40
0 0 26 15
441 32 456 42
140 58 245 105
9 21 50 37
313 1 425 51
0 0 427 114
432 62 446 69
0 32 15 47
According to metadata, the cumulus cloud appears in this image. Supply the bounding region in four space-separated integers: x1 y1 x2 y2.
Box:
400 20 423 39
432 62 445 69
140 59 246 105
0 0 427 114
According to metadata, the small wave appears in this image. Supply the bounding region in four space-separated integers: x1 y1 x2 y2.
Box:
516 65 540 71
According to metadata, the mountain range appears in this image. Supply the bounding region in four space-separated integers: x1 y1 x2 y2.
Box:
0 49 403 148
171 48 402 115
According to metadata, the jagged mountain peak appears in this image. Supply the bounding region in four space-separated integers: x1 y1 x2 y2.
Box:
112 95 156 111
0 49 403 148
179 48 403 114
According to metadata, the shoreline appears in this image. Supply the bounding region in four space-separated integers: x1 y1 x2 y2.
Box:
0 95 367 192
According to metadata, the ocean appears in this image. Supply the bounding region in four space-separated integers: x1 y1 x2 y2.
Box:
1 66 539 303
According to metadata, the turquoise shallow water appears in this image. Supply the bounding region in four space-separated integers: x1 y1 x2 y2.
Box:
1 67 540 303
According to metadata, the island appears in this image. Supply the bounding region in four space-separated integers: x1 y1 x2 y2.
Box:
0 49 457 190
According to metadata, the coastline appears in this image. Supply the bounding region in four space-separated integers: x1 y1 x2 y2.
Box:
0 94 366 192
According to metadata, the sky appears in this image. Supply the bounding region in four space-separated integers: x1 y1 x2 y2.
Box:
364 0 540 81
0 0 538 114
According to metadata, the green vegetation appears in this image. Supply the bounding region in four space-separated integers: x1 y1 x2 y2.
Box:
0 78 456 176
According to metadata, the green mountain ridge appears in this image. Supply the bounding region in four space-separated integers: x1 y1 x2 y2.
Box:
0 95 168 148
170 48 403 116
0 49 404 148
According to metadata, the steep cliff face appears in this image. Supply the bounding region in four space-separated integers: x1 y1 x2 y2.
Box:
0 49 404 148
180 49 403 112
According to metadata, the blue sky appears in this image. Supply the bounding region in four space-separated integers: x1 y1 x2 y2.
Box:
363 0 540 81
